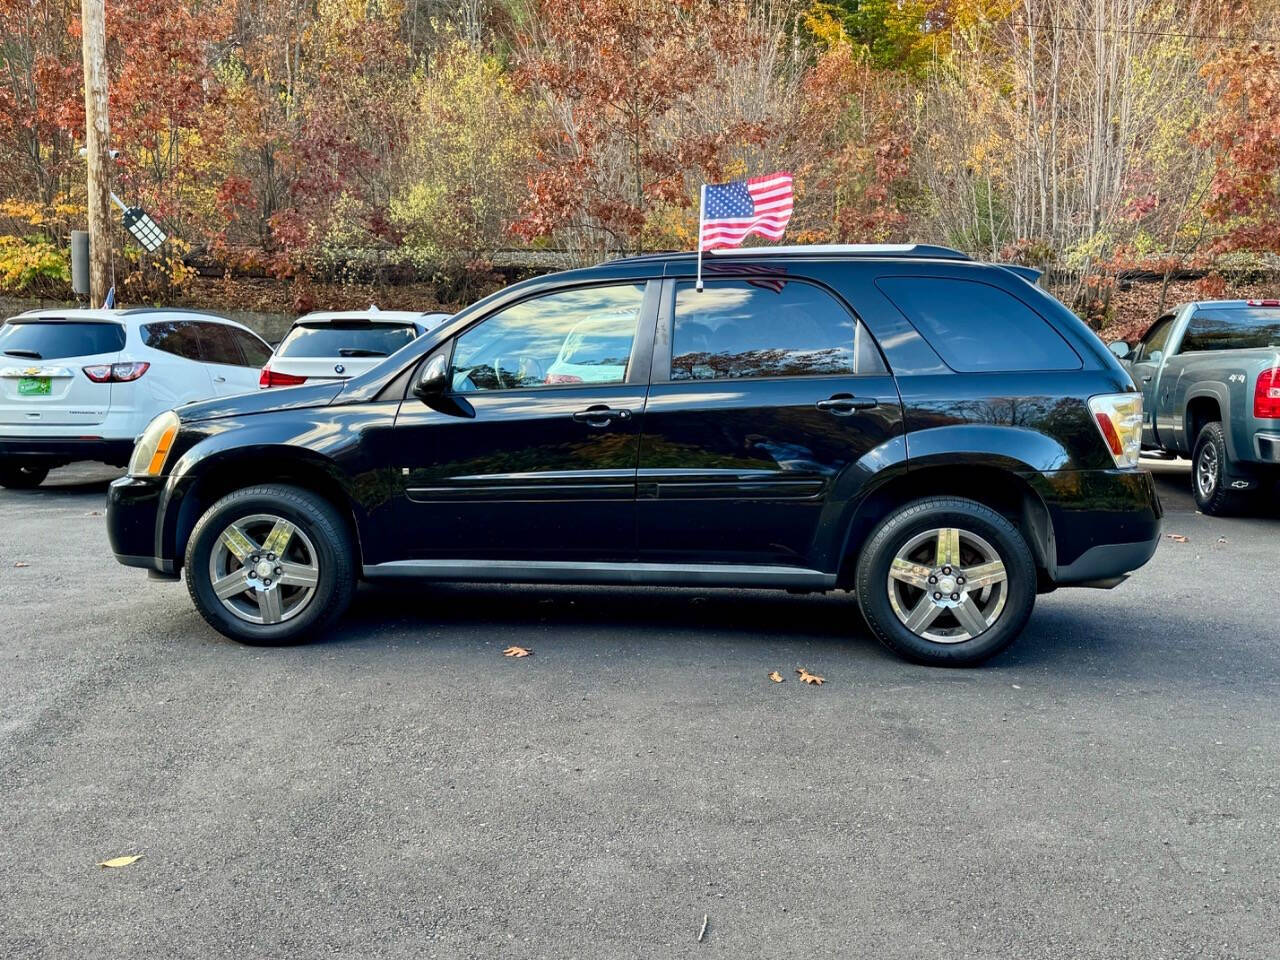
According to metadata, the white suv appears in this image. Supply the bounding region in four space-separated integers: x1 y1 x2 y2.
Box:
0 308 272 488
259 309 449 387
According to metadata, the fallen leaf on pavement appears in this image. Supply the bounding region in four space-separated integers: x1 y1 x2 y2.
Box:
1217 536 1229 544
84 510 102 517
1166 534 1188 543
503 646 532 658
768 671 784 683
14 561 29 568
97 855 142 868
796 667 825 685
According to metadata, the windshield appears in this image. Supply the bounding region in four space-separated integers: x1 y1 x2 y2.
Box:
276 322 417 359
0 319 127 360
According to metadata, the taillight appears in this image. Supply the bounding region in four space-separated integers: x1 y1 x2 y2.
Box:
1088 393 1143 468
544 373 583 385
259 367 307 388
83 361 149 383
1256 368 1280 419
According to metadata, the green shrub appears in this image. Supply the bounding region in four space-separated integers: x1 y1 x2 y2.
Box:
0 236 71 296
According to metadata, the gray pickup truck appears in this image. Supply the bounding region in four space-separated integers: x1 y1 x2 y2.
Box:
1109 299 1280 515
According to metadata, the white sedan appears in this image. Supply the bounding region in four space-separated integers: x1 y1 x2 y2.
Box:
0 308 272 488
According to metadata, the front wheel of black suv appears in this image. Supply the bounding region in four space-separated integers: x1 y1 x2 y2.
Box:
184 484 357 644
854 497 1037 667
0 459 50 489
1191 421 1251 516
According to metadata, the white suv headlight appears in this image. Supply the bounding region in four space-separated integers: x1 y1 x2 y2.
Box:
1088 394 1143 468
129 411 180 477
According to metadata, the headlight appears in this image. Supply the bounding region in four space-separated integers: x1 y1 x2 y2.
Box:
1088 393 1143 468
128 411 180 477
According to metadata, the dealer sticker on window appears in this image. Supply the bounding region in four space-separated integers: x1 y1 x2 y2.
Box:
18 377 51 396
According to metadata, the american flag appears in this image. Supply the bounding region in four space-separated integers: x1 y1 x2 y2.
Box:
699 171 794 250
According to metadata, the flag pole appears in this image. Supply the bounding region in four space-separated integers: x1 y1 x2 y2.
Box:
696 182 706 292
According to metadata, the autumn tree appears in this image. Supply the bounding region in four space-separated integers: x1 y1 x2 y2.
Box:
1197 41 1280 253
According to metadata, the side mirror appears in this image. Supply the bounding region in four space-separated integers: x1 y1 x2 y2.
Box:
413 353 449 401
1108 340 1132 360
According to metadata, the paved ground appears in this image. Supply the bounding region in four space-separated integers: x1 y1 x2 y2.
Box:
1 462 1276 959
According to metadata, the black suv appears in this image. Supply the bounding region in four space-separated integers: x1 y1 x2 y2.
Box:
107 245 1161 665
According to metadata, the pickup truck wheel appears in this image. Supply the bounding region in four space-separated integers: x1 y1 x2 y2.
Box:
184 484 356 644
0 459 50 489
1192 422 1250 516
854 497 1037 667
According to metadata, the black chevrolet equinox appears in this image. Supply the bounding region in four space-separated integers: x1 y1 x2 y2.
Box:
107 245 1162 665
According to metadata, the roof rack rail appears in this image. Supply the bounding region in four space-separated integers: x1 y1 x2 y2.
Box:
607 243 972 265
706 243 971 261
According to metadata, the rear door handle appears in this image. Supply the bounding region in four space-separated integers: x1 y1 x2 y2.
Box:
213 376 227 383
572 405 632 426
816 394 877 414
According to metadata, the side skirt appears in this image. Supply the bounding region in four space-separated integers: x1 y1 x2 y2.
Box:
361 559 837 590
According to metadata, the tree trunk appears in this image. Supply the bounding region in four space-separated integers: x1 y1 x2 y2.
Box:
80 0 112 305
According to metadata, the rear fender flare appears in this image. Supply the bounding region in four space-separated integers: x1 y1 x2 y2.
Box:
1183 383 1234 460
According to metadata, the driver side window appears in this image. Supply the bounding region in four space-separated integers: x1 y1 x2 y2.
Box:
1133 315 1175 364
450 283 647 392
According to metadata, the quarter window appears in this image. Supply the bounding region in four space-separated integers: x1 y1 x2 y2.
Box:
878 276 1082 372
232 328 273 367
450 283 647 391
670 279 884 381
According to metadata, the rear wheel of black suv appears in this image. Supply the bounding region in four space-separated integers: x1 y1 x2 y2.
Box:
855 497 1037 667
1192 421 1251 516
184 484 356 644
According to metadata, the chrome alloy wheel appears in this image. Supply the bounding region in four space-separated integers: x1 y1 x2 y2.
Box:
207 513 320 625
1196 441 1219 499
886 527 1009 644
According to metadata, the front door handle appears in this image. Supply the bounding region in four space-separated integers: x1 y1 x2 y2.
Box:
815 394 877 415
1141 376 1153 383
213 376 227 383
572 405 632 427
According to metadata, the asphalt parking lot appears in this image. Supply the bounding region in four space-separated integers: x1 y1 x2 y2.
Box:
1 462 1276 959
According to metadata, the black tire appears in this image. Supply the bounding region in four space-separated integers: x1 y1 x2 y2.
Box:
1191 421 1250 516
854 497 1037 667
184 484 357 644
0 460 50 489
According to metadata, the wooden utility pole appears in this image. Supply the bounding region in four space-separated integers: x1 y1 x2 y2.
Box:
80 0 112 306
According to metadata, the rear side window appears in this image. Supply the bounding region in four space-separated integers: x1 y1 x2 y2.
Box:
1182 308 1280 351
142 320 203 360
671 279 885 380
878 276 1082 372
196 322 245 366
232 328 272 367
0 320 126 360
277 322 418 359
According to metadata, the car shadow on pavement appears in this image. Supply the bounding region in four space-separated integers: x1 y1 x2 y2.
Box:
315 578 1135 673
332 579 888 656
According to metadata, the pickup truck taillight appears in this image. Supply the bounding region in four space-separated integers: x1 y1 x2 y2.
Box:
1256 368 1280 419
259 366 307 388
1088 394 1143 468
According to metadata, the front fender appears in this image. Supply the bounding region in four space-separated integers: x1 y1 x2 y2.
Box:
153 408 392 568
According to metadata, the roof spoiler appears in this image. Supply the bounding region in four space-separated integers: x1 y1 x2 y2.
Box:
997 264 1044 285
